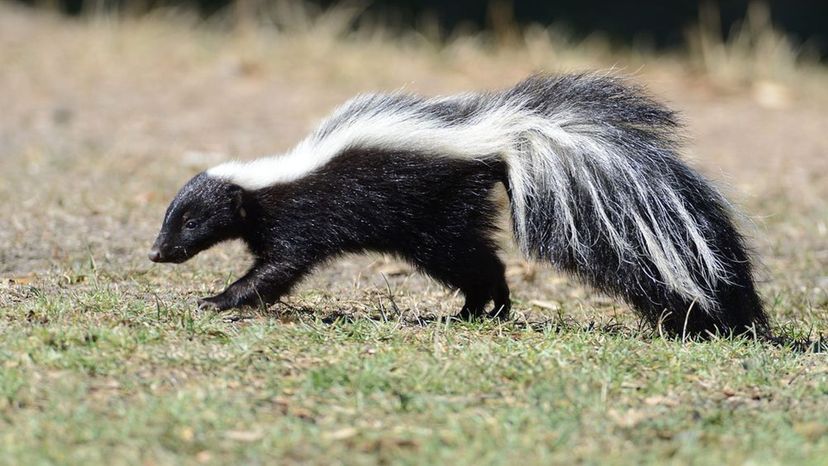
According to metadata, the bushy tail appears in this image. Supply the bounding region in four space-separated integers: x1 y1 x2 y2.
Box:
498 74 768 337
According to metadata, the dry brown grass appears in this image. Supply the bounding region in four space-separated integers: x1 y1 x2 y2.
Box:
686 2 822 87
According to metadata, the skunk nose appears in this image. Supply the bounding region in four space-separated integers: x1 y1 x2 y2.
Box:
148 248 162 262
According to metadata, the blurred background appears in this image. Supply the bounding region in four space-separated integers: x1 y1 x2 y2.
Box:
11 0 828 62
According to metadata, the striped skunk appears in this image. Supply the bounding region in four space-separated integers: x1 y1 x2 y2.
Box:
149 74 770 338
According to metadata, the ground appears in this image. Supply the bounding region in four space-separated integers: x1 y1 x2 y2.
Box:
1 4 827 465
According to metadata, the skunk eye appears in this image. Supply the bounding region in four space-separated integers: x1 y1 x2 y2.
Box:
184 220 198 230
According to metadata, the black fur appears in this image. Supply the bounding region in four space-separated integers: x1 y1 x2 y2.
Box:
150 75 771 339
151 150 511 319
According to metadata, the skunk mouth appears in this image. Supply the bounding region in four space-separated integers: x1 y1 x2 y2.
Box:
148 248 170 263
148 247 189 264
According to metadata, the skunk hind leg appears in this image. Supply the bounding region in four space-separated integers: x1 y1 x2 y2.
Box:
455 266 511 321
483 276 511 320
413 240 511 321
453 244 510 321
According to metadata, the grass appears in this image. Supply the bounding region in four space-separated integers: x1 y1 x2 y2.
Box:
2 282 828 465
1 2 827 464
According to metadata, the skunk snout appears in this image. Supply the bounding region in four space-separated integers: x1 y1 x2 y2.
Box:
148 247 162 262
148 236 170 263
148 237 189 264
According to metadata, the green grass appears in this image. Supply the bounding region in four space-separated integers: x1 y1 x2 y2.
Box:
2 276 827 465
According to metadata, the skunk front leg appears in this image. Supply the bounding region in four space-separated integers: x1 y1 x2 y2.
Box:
198 261 306 311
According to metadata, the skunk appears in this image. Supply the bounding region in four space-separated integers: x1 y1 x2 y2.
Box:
149 74 769 338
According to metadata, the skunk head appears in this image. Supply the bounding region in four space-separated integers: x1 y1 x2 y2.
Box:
149 173 245 264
